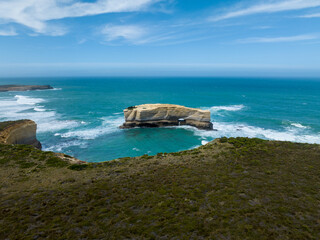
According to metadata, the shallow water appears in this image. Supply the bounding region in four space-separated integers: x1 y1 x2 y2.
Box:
0 77 319 162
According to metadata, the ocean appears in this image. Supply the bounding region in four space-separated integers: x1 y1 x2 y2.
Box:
0 77 319 162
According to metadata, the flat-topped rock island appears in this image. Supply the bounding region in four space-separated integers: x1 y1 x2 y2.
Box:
0 85 53 92
120 104 213 130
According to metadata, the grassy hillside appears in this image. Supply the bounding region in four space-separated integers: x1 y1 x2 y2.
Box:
1 138 320 239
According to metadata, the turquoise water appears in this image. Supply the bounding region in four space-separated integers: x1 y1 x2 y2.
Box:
0 77 320 162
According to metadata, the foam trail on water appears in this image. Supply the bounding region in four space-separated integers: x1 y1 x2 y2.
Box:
290 123 310 129
0 95 80 133
43 140 87 152
38 121 79 133
34 107 46 112
201 140 209 145
186 122 320 144
59 116 124 140
15 95 45 105
203 104 245 112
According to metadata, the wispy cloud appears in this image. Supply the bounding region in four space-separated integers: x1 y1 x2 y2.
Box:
0 0 157 36
300 12 320 18
238 34 318 43
0 27 17 36
211 0 320 22
102 24 146 42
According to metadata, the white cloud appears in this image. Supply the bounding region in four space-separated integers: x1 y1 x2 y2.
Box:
300 12 320 17
0 0 156 35
102 24 146 42
211 0 320 21
238 34 318 43
0 27 17 36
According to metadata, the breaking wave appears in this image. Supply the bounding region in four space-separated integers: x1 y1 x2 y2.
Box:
43 140 87 152
15 95 45 105
187 122 320 144
58 116 123 140
290 123 310 129
0 95 79 133
204 104 245 112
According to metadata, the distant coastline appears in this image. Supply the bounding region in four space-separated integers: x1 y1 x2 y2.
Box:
0 85 53 92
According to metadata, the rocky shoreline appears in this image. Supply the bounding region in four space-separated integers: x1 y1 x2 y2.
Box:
0 120 83 165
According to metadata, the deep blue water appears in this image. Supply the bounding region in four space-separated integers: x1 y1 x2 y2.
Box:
0 77 319 162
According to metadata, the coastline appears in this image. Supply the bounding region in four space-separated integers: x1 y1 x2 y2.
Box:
0 77 320 161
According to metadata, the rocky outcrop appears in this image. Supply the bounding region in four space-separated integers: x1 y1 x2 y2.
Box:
120 104 213 130
0 120 42 149
54 153 87 165
0 85 53 92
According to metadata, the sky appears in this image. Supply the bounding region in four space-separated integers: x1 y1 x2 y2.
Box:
0 0 320 77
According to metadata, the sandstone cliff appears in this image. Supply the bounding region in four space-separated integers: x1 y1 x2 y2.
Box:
121 104 213 130
0 85 53 92
0 120 42 149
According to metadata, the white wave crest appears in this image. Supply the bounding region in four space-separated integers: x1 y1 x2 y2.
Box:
290 123 310 129
188 122 320 144
201 140 209 145
207 104 245 112
59 117 124 140
0 95 80 133
34 107 46 112
15 95 45 105
37 120 80 133
43 140 86 152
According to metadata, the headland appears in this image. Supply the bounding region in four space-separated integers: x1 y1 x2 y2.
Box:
0 85 53 92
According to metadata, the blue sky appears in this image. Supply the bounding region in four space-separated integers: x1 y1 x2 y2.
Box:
0 0 320 77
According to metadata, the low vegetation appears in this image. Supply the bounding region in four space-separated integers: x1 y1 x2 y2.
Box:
126 106 137 110
1 138 320 239
0 120 27 131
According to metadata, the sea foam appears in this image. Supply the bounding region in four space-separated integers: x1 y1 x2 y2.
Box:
203 104 245 112
290 123 310 129
43 140 87 152
188 121 320 144
0 95 79 133
59 116 123 140
15 95 45 105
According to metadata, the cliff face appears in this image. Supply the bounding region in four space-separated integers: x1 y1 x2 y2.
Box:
0 85 53 92
0 120 42 149
121 104 213 130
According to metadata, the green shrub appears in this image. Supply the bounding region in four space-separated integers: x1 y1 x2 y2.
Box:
46 157 69 167
68 164 88 171
220 137 228 143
